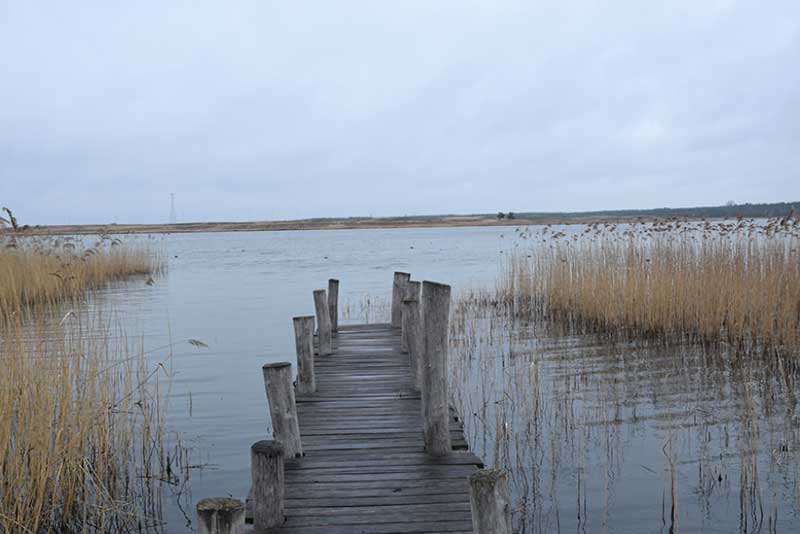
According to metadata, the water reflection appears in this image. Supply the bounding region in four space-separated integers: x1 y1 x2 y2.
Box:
450 302 800 533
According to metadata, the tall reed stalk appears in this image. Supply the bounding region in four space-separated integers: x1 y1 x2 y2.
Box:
0 309 181 533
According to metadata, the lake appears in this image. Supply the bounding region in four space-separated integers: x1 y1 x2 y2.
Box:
96 225 799 533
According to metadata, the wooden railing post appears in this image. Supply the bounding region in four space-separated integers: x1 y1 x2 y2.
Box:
251 440 285 530
402 282 423 390
293 316 316 394
328 279 339 333
313 289 332 355
196 497 245 534
262 362 303 458
391 272 411 328
401 281 420 354
420 281 451 455
469 469 512 534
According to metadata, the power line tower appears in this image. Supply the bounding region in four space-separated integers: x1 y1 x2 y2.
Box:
169 193 177 224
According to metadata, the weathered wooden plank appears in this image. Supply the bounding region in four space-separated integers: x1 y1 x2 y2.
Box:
300 441 426 452
284 450 482 466
280 510 472 528
284 466 478 483
277 508 472 527
266 521 473 534
300 441 469 453
256 323 481 533
285 492 469 508
337 323 392 330
285 456 483 471
284 479 472 499
285 501 471 516
295 432 459 445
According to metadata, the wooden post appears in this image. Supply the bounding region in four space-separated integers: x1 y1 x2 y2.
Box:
313 289 332 356
469 469 512 534
403 295 423 391
251 440 285 530
293 316 315 394
196 497 245 534
262 362 303 458
328 279 339 333
391 272 411 328
401 280 421 354
421 281 451 455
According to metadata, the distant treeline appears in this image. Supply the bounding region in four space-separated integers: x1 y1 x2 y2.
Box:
511 201 800 221
353 201 800 223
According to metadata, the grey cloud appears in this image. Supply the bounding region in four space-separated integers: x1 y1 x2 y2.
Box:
1 0 798 224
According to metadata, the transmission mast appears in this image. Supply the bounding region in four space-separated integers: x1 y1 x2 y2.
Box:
169 193 177 224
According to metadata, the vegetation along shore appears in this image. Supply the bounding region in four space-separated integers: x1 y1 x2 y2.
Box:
9 201 798 236
0 218 187 533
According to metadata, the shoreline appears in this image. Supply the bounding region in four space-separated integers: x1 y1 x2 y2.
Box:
10 213 726 236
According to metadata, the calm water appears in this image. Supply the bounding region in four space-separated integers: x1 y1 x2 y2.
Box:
100 226 511 532
95 225 799 533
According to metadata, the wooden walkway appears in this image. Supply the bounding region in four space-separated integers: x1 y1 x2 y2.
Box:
265 323 484 534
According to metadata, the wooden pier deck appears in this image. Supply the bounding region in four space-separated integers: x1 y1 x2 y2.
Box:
266 322 484 534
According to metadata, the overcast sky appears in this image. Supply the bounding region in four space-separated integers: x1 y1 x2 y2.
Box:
1 1 798 225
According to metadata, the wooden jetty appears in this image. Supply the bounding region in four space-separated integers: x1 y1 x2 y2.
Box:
196 275 511 534
274 322 481 533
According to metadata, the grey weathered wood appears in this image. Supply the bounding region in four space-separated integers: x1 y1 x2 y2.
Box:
421 281 452 455
469 469 512 534
328 279 339 333
293 316 316 394
262 362 303 458
400 281 420 354
313 289 333 355
402 297 422 392
411 293 424 392
265 323 482 533
196 497 245 534
251 440 286 530
391 272 411 328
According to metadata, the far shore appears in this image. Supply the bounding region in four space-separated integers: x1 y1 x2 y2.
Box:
10 213 725 236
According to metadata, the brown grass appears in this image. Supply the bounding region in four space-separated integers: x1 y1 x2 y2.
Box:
0 307 184 533
448 220 800 530
0 235 161 321
0 231 181 533
501 217 800 355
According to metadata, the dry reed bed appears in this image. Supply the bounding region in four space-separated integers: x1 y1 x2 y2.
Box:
1 235 160 322
501 218 800 356
445 217 800 531
0 232 183 533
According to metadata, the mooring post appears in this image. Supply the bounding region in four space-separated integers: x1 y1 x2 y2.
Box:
469 469 512 534
421 280 451 455
251 440 285 530
402 282 423 390
196 497 245 534
262 362 303 458
401 280 421 353
293 316 316 394
328 278 339 333
391 271 411 328
313 289 333 355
